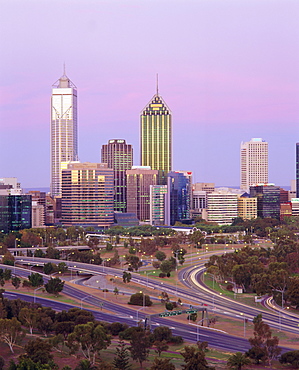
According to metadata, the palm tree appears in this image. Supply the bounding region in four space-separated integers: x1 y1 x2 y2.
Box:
227 352 251 370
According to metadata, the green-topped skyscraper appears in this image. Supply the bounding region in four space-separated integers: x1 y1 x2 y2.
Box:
140 78 172 185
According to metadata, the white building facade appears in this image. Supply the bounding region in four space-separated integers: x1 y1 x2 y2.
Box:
240 138 268 192
50 72 78 197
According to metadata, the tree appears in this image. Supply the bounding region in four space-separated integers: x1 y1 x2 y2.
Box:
58 262 68 273
44 277 64 296
280 350 299 369
74 360 98 370
181 345 215 370
12 276 21 289
2 251 14 265
160 259 176 275
227 352 251 370
3 269 12 281
0 317 25 353
149 358 175 370
189 230 205 248
129 329 150 368
23 337 53 365
8 358 54 370
123 271 132 284
19 307 38 335
152 326 172 342
125 255 142 271
246 314 281 365
54 321 75 339
155 251 166 261
287 277 299 308
36 308 54 337
43 263 55 275
28 273 44 287
67 322 111 365
112 340 132 370
153 340 169 357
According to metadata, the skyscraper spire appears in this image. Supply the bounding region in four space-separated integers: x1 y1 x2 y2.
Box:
63 62 66 76
156 73 159 95
50 70 78 197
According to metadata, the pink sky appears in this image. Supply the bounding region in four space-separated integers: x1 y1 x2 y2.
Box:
0 0 298 188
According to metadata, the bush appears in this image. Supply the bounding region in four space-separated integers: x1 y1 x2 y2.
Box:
159 273 166 278
128 292 152 306
165 302 174 311
169 335 183 344
119 326 144 340
107 322 129 336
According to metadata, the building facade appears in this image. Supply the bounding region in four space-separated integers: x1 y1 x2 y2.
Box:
296 143 299 198
240 138 268 192
0 195 32 233
250 184 280 219
101 139 133 212
150 185 169 226
207 191 238 225
167 171 192 225
140 90 172 185
51 72 78 197
237 195 257 220
126 167 158 221
61 162 114 228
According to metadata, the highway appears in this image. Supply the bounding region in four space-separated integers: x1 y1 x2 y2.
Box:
2 254 298 352
0 291 280 354
11 256 299 334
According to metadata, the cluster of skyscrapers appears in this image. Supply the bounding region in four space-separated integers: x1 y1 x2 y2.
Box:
1 71 298 232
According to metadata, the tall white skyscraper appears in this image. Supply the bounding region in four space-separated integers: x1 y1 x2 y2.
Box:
50 71 78 197
240 138 268 192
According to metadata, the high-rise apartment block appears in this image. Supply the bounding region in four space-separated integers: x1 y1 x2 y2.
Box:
61 162 114 228
296 143 299 198
250 184 280 219
101 139 133 212
207 190 238 225
150 185 169 226
140 88 172 185
126 167 158 221
51 72 78 198
240 138 268 192
167 171 192 225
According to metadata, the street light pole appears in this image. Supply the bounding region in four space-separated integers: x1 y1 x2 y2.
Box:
80 295 91 309
34 286 44 303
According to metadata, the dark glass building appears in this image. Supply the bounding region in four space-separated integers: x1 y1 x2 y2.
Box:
250 184 280 219
167 171 192 225
0 195 32 233
101 139 133 212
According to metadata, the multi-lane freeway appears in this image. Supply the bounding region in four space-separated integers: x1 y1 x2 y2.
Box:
1 253 298 353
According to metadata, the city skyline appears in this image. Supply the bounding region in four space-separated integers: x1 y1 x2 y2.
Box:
0 0 298 189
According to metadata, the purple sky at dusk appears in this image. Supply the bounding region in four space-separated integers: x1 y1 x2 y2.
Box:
0 0 298 189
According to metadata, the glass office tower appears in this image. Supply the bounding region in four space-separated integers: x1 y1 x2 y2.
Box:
140 89 172 185
50 72 78 197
